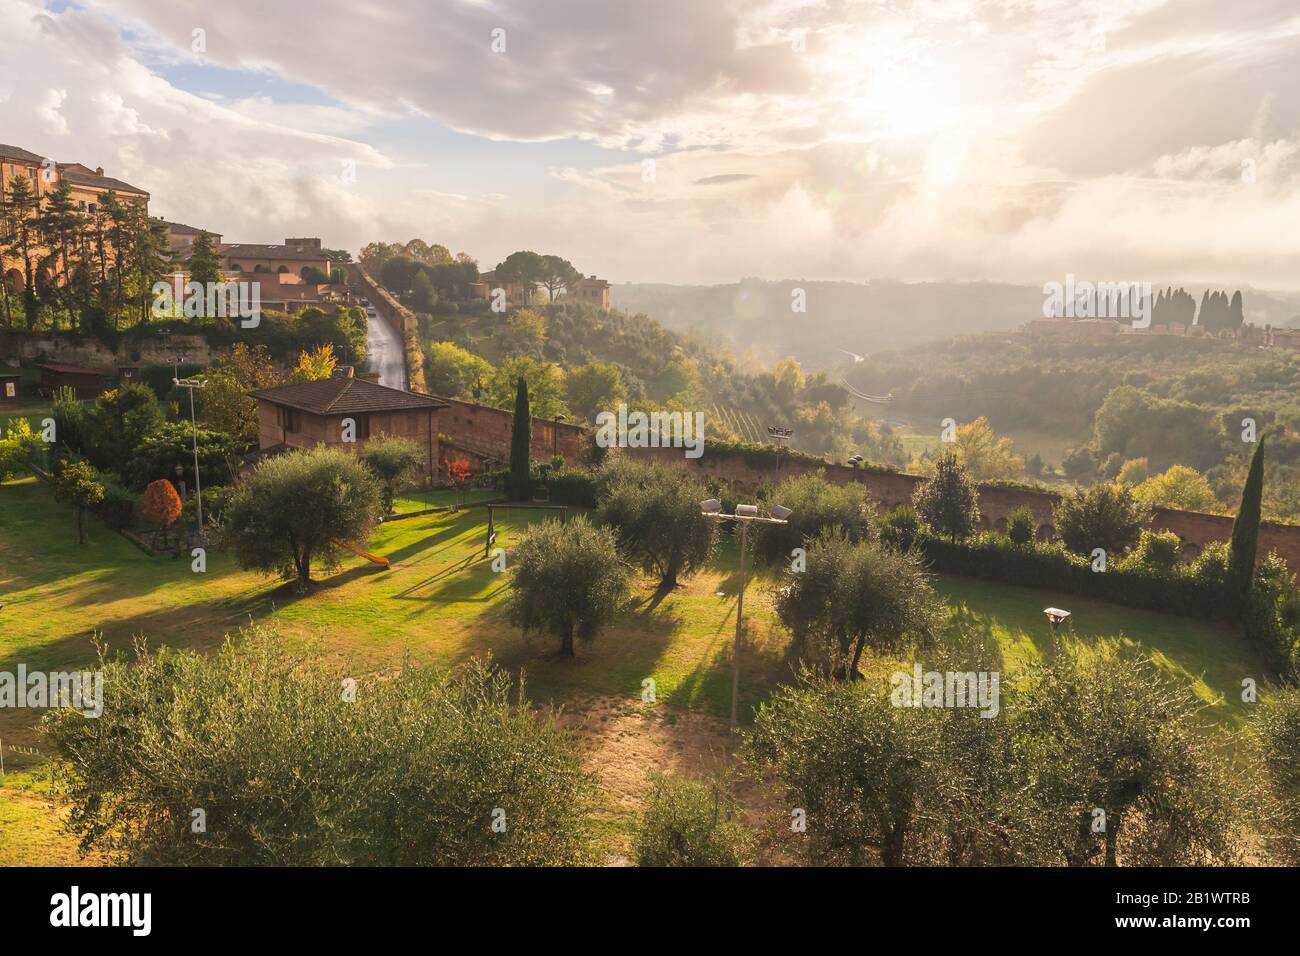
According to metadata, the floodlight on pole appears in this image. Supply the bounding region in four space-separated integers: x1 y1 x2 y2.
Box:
766 424 793 482
173 376 207 543
700 501 791 731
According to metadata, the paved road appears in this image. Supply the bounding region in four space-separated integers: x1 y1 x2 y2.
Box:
362 305 407 390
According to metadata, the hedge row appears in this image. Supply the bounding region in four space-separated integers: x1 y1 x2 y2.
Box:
915 532 1228 620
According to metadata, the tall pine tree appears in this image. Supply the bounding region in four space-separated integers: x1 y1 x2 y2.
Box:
1228 437 1265 619
509 375 531 500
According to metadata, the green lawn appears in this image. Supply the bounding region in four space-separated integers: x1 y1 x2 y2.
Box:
0 470 1266 864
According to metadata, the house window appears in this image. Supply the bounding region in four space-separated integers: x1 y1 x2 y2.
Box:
356 414 371 440
281 407 300 433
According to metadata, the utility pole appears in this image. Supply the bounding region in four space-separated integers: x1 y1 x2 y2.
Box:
173 376 206 543
700 500 791 731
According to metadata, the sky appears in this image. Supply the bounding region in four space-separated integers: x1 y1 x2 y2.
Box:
2 0 1299 288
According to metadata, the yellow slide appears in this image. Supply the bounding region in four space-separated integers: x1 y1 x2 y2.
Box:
332 538 391 568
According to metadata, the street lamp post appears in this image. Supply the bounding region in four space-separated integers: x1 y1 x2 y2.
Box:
700 499 791 731
553 414 566 459
173 376 206 544
767 425 793 483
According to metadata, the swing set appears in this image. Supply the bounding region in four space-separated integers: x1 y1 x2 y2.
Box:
483 503 570 557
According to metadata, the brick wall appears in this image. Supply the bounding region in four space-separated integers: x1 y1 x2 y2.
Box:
436 395 584 466
622 444 1300 569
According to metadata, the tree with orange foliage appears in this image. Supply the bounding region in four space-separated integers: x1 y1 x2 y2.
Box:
447 456 473 508
142 478 184 548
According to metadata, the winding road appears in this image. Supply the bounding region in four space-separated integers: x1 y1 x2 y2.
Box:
362 303 407 390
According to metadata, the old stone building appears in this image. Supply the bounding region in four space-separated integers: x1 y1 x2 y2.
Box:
220 237 332 279
1 143 150 293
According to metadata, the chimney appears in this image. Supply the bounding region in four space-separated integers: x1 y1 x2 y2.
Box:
332 365 355 379
95 166 104 176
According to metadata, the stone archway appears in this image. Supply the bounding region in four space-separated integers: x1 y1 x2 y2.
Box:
1036 524 1055 543
1180 541 1202 563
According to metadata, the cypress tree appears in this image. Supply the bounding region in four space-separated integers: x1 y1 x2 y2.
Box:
1228 437 1265 618
509 375 531 500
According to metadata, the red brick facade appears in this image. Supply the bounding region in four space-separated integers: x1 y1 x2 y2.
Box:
435 395 584 466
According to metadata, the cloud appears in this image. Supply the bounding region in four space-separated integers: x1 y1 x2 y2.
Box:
4 0 1300 290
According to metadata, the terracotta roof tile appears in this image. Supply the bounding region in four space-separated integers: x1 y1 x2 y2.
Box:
248 377 446 415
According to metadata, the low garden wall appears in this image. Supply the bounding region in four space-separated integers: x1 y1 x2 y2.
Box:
622 442 1300 569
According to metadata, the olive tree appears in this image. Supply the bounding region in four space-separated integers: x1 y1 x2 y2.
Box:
753 472 875 567
361 434 424 514
773 528 943 677
597 458 717 590
43 626 597 865
633 773 752 867
223 446 382 590
508 515 629 656
747 674 946 866
1251 683 1300 864
1015 644 1239 866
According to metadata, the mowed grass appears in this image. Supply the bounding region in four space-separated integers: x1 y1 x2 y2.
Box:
0 471 1266 863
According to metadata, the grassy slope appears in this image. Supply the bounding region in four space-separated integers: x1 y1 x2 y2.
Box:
0 473 1264 864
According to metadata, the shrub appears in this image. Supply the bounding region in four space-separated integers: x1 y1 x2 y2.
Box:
142 479 184 543
1243 551 1300 677
545 467 599 507
0 417 39 481
916 531 1225 620
1190 540 1232 588
93 474 137 531
1117 529 1183 574
360 434 424 514
1251 684 1300 863
42 627 597 865
128 422 234 491
633 774 752 867
879 503 921 551
912 451 979 541
52 458 104 545
1006 506 1036 546
1054 483 1148 558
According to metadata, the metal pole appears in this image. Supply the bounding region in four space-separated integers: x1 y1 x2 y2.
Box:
731 520 748 732
189 385 203 541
